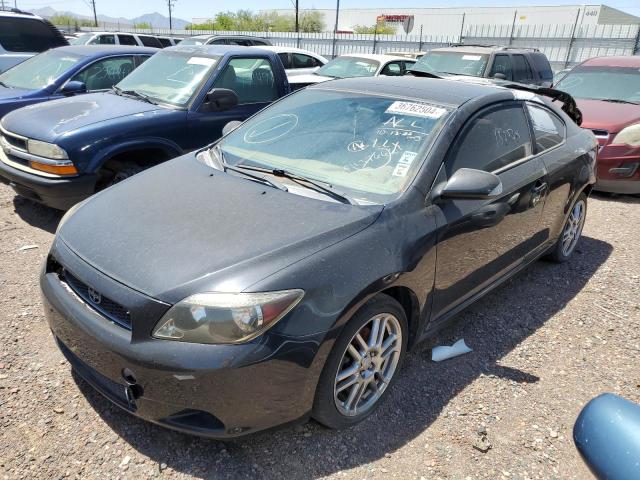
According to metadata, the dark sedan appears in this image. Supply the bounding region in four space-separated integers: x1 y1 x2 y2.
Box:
41 76 596 438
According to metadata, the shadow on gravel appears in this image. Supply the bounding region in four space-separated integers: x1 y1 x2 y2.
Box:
591 191 640 205
12 196 62 234
72 235 612 480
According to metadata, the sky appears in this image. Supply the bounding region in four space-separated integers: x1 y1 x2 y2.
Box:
13 0 640 20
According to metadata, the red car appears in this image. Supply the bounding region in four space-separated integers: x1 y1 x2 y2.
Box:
555 56 640 194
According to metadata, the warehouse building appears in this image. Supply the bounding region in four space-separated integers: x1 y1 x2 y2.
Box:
239 4 639 35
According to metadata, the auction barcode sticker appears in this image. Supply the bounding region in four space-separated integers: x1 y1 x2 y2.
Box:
385 101 447 119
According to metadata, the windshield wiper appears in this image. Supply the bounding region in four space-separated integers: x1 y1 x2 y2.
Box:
211 145 288 192
0 80 10 88
599 98 640 105
112 86 157 105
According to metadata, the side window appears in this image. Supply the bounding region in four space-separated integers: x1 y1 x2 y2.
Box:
488 55 512 80
213 57 278 104
158 38 172 48
139 36 162 48
291 53 318 69
208 39 227 45
512 55 533 83
278 52 291 69
448 104 533 174
403 61 416 73
96 35 116 45
251 40 269 46
118 34 137 46
71 56 135 91
0 18 66 52
531 53 553 82
527 105 565 152
380 61 403 76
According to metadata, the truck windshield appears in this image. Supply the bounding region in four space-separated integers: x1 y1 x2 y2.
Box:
315 57 380 78
215 88 452 204
0 49 83 90
411 51 489 77
114 50 220 107
555 66 640 104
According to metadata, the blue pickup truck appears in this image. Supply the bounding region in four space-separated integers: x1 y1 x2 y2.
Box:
0 45 290 209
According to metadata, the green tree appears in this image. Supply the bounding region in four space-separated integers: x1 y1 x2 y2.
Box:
354 22 396 34
134 22 152 29
299 10 324 33
49 14 93 27
187 9 324 33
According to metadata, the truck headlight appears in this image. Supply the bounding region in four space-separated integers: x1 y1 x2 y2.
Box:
27 139 69 160
612 124 640 147
152 290 304 344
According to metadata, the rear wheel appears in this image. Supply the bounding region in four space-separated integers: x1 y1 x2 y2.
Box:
546 193 587 262
313 294 408 429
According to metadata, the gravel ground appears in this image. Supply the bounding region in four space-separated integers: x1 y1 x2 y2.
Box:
0 183 638 480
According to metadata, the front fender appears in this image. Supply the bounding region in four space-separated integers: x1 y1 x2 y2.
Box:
88 138 184 172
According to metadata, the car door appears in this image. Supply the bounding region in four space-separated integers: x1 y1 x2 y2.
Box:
431 101 549 320
66 56 136 92
185 56 281 150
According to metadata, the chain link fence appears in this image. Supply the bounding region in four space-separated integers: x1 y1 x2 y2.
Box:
70 23 640 71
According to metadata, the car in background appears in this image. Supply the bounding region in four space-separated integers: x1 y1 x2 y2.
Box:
0 45 156 118
386 50 426 59
0 10 68 73
180 34 271 47
251 46 327 77
409 45 553 87
0 45 290 210
40 76 595 439
289 54 416 90
555 56 640 194
70 31 163 49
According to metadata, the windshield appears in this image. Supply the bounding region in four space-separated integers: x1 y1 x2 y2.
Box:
315 57 380 78
555 66 640 103
411 51 489 77
0 49 83 90
215 89 452 204
69 33 94 45
179 37 206 46
114 50 220 107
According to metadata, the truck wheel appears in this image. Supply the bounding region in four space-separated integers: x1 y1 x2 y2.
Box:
106 166 145 188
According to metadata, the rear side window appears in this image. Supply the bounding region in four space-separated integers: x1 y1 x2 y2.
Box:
530 53 553 81
512 55 533 83
139 36 162 48
158 38 172 48
0 17 67 52
448 104 533 174
380 61 403 76
527 104 565 152
118 34 137 46
489 55 512 80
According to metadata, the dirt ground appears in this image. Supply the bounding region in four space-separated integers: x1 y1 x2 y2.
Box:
0 182 638 480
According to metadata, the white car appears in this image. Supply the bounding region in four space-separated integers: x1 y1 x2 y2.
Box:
251 46 327 78
70 31 163 49
288 53 416 90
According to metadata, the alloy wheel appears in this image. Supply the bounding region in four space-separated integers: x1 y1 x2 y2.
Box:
333 313 402 417
561 199 586 256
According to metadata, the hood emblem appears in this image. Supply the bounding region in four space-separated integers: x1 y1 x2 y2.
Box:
87 287 102 305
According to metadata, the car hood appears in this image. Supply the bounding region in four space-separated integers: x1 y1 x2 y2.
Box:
575 98 640 134
0 92 161 142
0 86 39 100
59 155 383 303
288 73 334 85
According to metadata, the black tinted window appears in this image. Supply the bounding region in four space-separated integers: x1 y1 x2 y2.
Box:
139 36 162 48
489 55 512 80
449 104 533 173
118 34 137 46
512 55 533 82
0 17 67 52
158 38 172 48
527 105 565 152
531 53 553 81
278 52 291 69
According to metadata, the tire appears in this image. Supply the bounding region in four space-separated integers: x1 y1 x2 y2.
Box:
313 294 408 429
546 193 587 263
105 166 146 189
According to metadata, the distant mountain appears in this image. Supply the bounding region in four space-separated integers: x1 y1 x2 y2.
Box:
28 7 190 29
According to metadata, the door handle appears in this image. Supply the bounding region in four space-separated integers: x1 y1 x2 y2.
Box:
531 181 547 207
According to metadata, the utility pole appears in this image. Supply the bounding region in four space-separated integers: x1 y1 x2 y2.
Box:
0 0 6 11
167 0 176 31
334 0 340 33
295 0 299 33
90 0 97 27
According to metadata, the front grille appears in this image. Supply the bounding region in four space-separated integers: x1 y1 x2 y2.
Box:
1 132 27 151
62 269 132 330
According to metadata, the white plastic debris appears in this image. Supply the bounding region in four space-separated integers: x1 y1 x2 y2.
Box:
18 244 39 251
431 339 472 362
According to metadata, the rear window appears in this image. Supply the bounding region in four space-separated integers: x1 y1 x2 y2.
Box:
0 17 67 53
138 36 162 48
530 53 553 81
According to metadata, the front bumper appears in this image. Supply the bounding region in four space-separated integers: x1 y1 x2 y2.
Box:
0 149 97 210
595 142 640 194
40 240 327 438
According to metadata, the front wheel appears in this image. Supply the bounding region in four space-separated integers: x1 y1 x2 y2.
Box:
313 294 408 429
546 193 587 262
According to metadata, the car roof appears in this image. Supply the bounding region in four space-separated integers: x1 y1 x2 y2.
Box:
167 44 270 56
432 45 539 55
188 34 268 40
580 56 640 67
54 45 158 57
0 10 42 20
340 53 415 62
309 76 512 107
249 45 325 57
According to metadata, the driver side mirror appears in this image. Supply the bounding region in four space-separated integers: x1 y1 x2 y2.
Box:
437 168 503 200
493 73 507 80
60 80 87 96
201 88 238 112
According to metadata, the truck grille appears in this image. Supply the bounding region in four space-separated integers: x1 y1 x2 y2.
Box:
1 131 27 151
63 269 132 330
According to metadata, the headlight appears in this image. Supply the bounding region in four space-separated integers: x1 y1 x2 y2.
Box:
152 290 304 344
612 124 640 147
27 139 68 160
